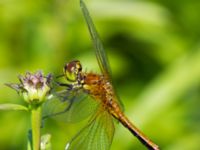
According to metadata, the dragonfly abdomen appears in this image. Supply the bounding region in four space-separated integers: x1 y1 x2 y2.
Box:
113 109 160 150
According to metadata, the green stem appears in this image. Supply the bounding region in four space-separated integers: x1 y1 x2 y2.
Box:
31 105 42 150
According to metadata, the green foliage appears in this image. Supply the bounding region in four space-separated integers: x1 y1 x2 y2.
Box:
0 103 28 111
0 0 200 150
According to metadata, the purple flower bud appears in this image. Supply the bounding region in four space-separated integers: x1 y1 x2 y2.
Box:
6 71 52 104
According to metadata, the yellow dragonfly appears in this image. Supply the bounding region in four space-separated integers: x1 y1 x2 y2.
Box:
43 0 159 149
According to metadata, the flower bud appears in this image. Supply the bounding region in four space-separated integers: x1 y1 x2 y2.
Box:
6 71 52 104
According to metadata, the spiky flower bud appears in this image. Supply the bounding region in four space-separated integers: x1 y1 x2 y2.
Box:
6 71 52 104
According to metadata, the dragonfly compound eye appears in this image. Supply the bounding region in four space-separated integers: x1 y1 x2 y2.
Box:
64 60 82 82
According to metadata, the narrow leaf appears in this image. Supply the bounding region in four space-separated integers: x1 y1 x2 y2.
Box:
27 130 33 150
0 103 28 111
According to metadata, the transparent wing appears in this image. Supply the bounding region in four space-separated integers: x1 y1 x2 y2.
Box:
80 0 124 110
65 110 115 150
42 89 98 123
80 0 111 77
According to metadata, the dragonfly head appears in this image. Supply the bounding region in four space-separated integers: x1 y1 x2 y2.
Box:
63 60 83 82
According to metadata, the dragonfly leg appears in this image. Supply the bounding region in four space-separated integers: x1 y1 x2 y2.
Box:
56 82 70 87
56 81 73 90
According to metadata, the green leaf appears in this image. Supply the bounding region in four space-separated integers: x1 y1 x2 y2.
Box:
0 103 28 111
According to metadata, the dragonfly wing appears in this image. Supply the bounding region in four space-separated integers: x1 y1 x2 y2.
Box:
80 0 124 111
80 0 112 77
65 110 115 150
42 89 98 123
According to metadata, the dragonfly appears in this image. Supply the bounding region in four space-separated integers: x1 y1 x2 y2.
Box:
43 0 159 150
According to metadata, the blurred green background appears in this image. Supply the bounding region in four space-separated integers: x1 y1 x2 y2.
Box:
0 0 200 149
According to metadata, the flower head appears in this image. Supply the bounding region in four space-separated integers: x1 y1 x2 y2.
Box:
6 71 52 104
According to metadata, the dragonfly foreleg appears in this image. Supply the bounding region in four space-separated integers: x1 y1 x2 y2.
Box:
56 81 71 87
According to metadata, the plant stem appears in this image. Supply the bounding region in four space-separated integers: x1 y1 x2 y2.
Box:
31 105 42 150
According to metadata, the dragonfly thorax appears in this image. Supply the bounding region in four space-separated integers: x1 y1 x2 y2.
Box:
83 73 114 104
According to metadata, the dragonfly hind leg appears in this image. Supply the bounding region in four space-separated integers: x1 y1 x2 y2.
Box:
42 98 74 121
